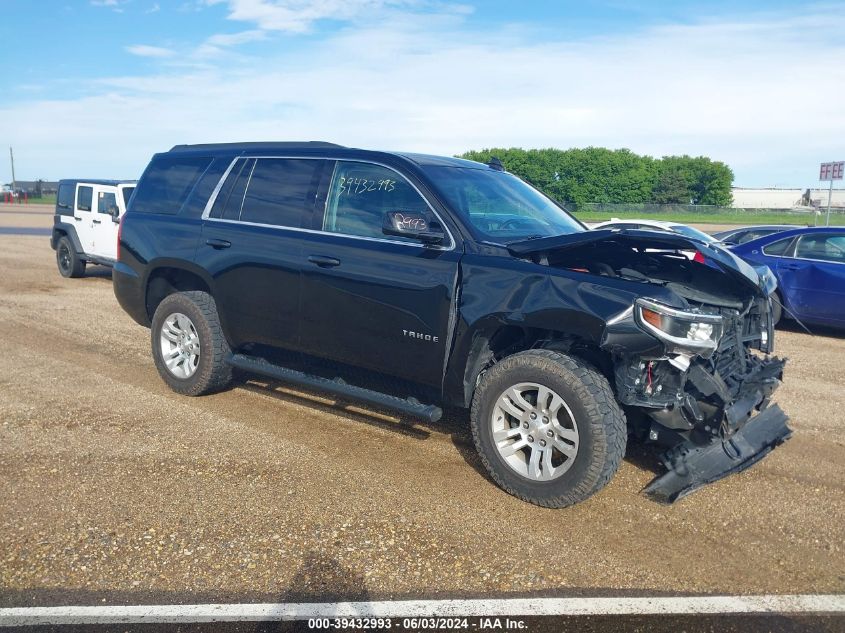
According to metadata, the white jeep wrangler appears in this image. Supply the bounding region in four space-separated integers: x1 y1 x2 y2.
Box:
51 179 136 277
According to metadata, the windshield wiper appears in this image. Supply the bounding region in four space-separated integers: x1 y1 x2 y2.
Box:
507 234 547 244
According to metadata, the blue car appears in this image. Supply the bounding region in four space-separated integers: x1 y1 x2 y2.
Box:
730 226 845 328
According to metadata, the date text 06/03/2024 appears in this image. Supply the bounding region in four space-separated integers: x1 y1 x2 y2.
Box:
307 617 528 630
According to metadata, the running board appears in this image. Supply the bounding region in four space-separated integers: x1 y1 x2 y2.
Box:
226 353 443 423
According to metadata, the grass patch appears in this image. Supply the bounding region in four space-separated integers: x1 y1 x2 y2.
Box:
2 194 56 205
28 194 57 205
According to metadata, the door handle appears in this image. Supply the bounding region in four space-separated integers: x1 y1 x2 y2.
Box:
92 219 102 224
308 255 341 268
73 217 82 222
781 263 800 270
205 238 232 249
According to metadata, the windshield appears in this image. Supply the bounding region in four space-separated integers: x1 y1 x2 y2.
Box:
669 223 719 244
424 166 584 242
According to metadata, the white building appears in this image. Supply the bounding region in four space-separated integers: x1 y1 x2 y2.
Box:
731 187 845 209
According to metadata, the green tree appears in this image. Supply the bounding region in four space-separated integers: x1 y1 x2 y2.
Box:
458 147 733 207
653 160 693 204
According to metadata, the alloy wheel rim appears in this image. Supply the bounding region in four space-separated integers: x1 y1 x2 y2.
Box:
491 382 579 481
159 312 201 379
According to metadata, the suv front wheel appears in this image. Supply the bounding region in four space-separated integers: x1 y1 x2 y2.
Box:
471 349 627 508
151 291 233 396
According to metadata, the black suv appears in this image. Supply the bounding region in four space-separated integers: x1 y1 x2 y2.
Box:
114 142 790 507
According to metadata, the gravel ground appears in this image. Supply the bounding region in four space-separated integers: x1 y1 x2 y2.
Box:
1 232 843 607
0 210 52 229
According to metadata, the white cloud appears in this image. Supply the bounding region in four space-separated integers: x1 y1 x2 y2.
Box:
125 44 177 58
205 29 266 46
194 29 267 57
147 3 161 13
206 0 419 33
3 6 844 185
91 0 128 11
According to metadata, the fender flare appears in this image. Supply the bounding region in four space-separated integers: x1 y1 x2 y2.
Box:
142 259 217 317
51 221 83 253
443 313 608 407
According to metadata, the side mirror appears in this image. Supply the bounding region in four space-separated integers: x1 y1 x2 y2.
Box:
110 207 120 222
382 211 445 245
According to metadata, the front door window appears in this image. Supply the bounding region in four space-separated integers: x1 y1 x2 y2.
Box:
323 162 433 242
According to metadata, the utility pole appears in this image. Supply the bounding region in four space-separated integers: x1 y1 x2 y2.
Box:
826 177 834 227
9 146 16 193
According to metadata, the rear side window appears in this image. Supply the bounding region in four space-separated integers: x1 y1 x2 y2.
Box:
98 191 118 215
121 187 134 208
762 237 793 256
735 230 762 244
56 183 74 213
131 156 212 215
240 159 321 227
736 229 780 245
77 186 93 212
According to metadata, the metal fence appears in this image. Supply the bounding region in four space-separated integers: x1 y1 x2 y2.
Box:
569 203 843 216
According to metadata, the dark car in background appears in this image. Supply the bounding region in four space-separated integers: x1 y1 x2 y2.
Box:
713 225 802 246
730 227 845 328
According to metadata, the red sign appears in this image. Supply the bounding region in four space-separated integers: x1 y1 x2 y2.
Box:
820 161 844 180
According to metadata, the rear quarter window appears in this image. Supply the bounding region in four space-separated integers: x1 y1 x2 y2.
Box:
56 183 74 214
762 237 793 256
131 156 213 215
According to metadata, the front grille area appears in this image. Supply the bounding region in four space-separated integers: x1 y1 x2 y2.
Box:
711 315 751 395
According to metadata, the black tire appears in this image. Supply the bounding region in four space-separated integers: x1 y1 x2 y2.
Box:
771 291 783 326
56 235 85 278
151 291 232 396
470 349 627 508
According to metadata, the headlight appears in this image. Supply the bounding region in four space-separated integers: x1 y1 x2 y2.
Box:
634 298 724 357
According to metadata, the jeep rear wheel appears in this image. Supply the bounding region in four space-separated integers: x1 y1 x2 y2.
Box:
151 291 232 396
471 349 627 508
56 236 85 278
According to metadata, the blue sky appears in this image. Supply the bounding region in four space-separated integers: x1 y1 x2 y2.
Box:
1 0 843 187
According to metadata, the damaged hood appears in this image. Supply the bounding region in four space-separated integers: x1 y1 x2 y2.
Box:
508 229 774 297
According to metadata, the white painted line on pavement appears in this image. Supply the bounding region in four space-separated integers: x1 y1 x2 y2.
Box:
0 595 843 626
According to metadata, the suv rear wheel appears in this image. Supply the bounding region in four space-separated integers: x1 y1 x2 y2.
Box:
151 291 232 396
56 236 85 278
471 349 626 508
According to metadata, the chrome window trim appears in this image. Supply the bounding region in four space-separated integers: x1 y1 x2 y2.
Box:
791 256 845 266
201 157 241 219
237 159 257 221
761 234 845 265
200 155 456 251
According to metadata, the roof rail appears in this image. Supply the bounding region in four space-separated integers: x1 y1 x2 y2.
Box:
168 141 345 152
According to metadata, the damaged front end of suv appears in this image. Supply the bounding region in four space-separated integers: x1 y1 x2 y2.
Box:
509 229 791 503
